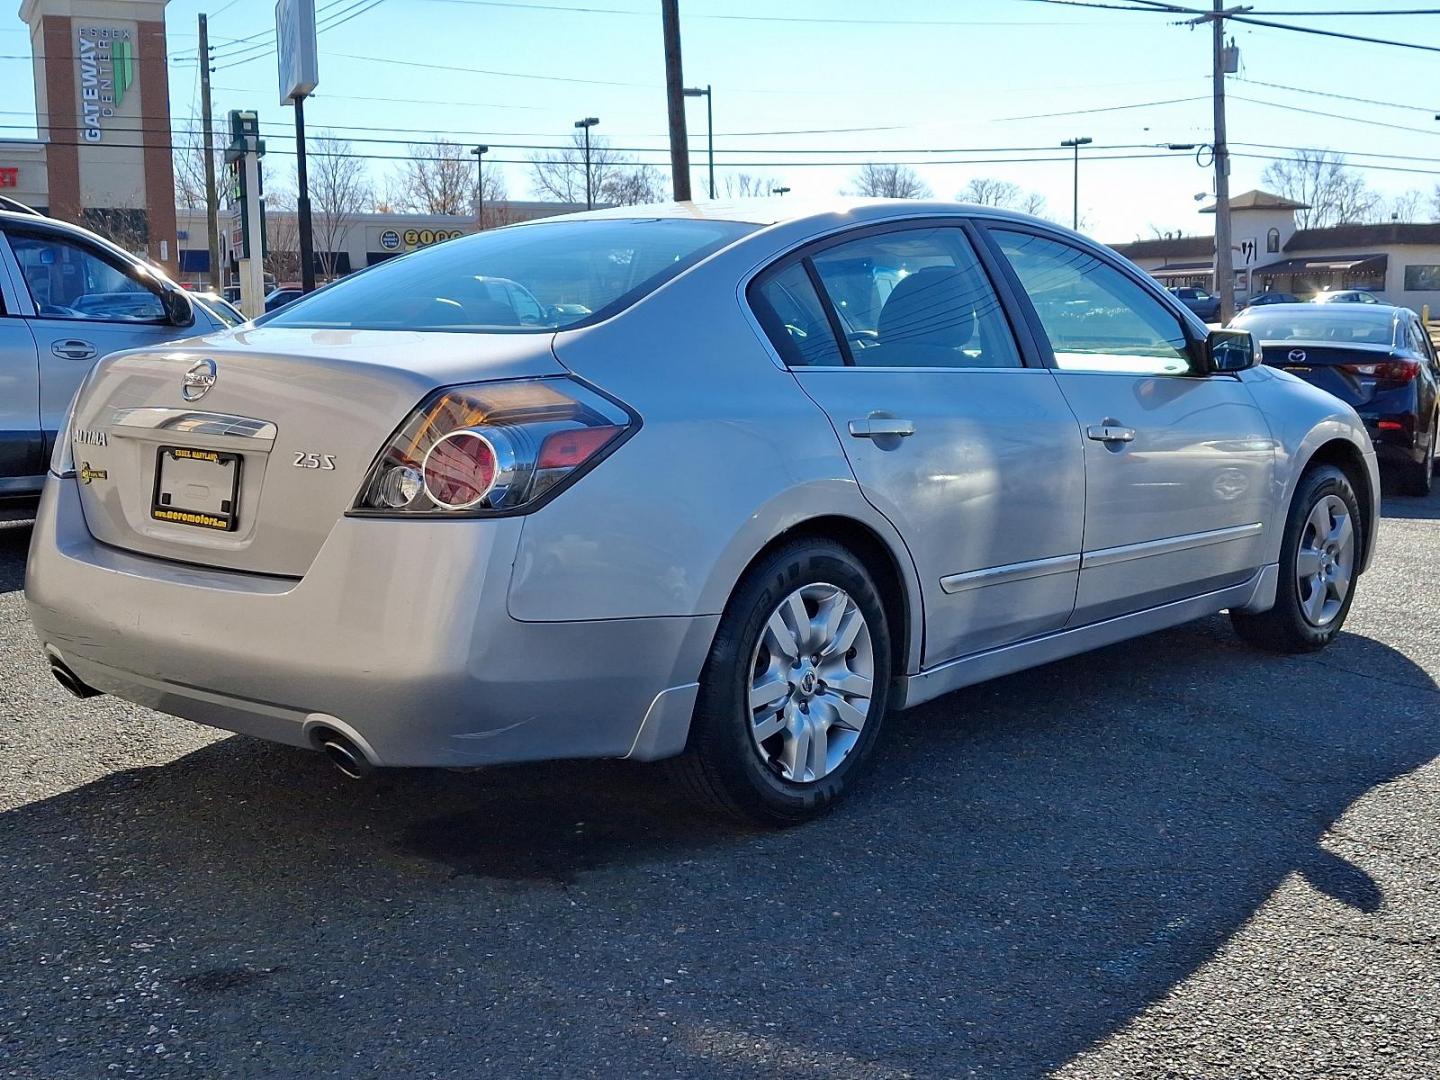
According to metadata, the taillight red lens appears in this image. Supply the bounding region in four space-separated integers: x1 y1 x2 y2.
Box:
1343 359 1419 382
537 425 623 469
422 430 498 510
354 378 635 516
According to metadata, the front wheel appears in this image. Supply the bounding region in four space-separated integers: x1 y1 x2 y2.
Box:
1231 464 1362 653
670 538 892 826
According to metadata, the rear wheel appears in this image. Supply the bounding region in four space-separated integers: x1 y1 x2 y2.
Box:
670 538 892 826
1231 464 1361 653
1399 414 1436 497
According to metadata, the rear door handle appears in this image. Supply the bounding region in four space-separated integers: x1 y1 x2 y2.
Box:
51 339 97 361
848 417 916 439
1086 424 1135 444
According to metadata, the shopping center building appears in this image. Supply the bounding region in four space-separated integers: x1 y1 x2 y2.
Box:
1112 190 1440 313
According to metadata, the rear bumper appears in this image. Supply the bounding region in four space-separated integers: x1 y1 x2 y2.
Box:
25 479 714 767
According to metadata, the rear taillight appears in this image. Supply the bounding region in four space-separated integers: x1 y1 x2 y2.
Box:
1341 359 1420 382
352 378 635 517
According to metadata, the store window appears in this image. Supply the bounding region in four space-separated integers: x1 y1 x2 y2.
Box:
1403 264 1440 291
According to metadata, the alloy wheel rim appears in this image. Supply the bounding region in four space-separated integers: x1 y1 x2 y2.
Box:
748 582 874 784
1295 494 1355 628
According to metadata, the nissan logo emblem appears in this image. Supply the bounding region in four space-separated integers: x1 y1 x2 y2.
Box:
1287 349 1307 363
182 358 217 402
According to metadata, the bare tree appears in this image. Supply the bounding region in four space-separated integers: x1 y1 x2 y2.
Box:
957 177 1047 216
1261 150 1379 229
722 172 779 198
389 140 464 215
528 131 626 205
263 183 301 284
1381 189 1426 223
172 114 222 211
600 164 666 206
849 163 930 200
309 133 373 280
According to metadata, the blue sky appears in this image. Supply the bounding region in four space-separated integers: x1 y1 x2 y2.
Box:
3 0 1439 241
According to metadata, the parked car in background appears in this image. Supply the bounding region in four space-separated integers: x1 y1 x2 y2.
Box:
1314 289 1381 305
1167 285 1221 321
191 290 246 328
0 208 228 512
1241 291 1302 310
264 287 305 312
27 200 1379 824
1233 303 1438 495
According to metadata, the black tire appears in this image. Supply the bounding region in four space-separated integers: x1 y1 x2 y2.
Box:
1231 464 1362 654
1398 414 1436 498
669 537 893 826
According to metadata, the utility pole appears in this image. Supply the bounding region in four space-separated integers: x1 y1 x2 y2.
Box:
1191 2 1249 324
198 14 221 293
471 144 489 228
661 0 692 202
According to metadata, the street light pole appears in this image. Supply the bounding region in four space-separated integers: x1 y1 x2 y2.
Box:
1060 136 1092 231
683 85 714 199
471 144 489 229
574 117 599 210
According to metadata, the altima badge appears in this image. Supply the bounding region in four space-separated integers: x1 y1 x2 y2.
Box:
182 358 218 402
78 462 108 485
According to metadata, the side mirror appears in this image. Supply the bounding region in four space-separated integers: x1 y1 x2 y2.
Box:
160 282 195 327
1205 328 1260 373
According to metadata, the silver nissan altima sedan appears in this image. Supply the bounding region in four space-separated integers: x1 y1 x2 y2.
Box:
25 199 1380 824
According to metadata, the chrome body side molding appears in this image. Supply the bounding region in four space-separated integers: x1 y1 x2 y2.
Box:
940 553 1081 595
1081 522 1263 570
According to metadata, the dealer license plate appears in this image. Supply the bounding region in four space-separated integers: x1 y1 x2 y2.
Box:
151 446 241 531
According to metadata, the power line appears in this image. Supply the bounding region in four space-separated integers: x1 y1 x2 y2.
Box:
995 95 1210 121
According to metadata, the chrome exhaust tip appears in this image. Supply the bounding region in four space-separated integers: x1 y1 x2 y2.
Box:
316 732 375 780
50 659 99 699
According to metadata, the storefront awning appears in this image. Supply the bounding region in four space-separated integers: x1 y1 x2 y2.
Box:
1256 253 1387 276
1150 261 1212 276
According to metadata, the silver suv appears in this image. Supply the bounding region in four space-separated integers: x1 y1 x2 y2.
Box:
0 208 226 512
25 200 1380 824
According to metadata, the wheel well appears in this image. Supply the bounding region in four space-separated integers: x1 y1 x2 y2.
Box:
744 516 914 677
1304 438 1374 568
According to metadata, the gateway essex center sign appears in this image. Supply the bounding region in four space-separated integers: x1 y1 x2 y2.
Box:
76 25 135 144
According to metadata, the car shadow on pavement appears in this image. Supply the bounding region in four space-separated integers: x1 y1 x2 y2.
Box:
0 522 31 592
2 611 1437 1078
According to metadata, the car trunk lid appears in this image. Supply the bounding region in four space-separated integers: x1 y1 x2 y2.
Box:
67 326 566 576
1260 341 1413 408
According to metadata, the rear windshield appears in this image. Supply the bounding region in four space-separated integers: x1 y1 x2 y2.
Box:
261 217 755 333
1234 309 1396 347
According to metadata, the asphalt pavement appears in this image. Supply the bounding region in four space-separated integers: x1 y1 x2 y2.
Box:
2 490 1438 1079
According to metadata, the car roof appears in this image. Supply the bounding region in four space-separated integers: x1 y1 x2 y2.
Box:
520 196 1049 229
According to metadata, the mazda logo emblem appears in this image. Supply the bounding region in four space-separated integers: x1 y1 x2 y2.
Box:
182 358 217 402
1287 349 1307 363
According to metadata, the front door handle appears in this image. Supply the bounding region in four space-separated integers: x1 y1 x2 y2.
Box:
848 417 916 439
51 339 97 361
1086 423 1136 444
